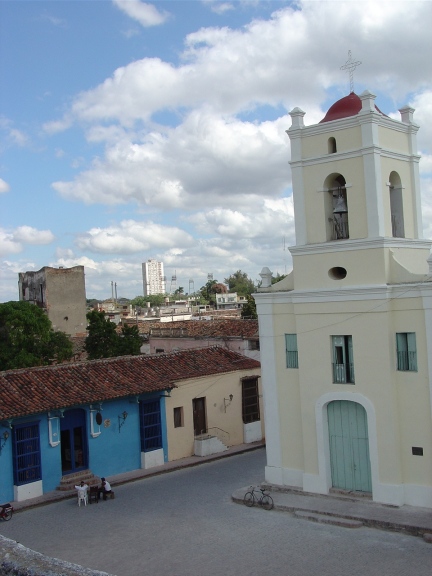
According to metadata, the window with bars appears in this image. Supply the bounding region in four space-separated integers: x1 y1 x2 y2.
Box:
140 400 162 452
173 407 184 428
285 334 298 368
332 335 355 384
13 423 41 485
396 333 417 371
242 378 260 424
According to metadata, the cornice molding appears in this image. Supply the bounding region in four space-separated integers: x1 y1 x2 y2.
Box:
289 237 432 256
254 281 432 306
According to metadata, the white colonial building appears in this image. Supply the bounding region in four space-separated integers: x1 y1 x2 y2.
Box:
255 90 432 508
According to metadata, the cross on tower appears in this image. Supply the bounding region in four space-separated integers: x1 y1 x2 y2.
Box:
340 50 362 94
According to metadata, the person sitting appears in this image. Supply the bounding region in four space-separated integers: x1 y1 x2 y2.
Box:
74 481 88 506
98 477 112 501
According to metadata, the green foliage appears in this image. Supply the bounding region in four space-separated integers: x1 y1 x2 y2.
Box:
85 310 119 360
118 324 142 356
241 295 257 319
199 279 220 304
173 287 184 295
224 270 255 296
130 294 166 307
0 301 73 371
85 310 142 360
272 273 287 285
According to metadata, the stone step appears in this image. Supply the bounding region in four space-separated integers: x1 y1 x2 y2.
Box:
56 470 101 491
294 510 363 529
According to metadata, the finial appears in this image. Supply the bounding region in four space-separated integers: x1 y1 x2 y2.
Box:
340 50 362 94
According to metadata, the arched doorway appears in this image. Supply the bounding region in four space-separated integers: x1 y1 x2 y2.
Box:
60 409 88 474
327 400 372 493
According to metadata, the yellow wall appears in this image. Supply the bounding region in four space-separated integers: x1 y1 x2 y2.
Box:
165 368 263 461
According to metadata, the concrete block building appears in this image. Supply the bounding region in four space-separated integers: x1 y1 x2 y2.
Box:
18 266 87 336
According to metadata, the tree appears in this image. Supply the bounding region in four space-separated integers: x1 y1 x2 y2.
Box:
85 310 142 360
85 310 119 360
199 279 226 304
117 324 142 356
174 287 184 295
224 270 255 296
0 301 73 371
272 273 287 285
241 295 257 319
130 294 166 308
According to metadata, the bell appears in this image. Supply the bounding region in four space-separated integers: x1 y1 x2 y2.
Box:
333 190 348 214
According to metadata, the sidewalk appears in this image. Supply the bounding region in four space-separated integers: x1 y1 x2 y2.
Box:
232 483 432 542
10 442 432 543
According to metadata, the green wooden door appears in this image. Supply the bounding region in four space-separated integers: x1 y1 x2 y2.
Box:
328 401 372 493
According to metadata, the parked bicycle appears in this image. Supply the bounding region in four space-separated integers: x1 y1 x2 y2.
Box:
243 486 274 510
0 503 13 521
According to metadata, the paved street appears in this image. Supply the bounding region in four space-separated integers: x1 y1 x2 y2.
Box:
1 448 431 576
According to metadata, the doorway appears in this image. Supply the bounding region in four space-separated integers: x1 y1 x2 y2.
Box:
327 400 372 493
60 409 88 474
193 397 207 436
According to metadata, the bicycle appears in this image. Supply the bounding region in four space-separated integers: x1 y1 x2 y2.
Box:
0 503 13 521
243 486 274 510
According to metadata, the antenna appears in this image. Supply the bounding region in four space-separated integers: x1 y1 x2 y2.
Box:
340 50 362 93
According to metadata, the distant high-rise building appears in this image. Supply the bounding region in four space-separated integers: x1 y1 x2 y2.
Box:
142 259 166 296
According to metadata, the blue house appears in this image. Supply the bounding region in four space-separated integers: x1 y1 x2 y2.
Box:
0 347 259 503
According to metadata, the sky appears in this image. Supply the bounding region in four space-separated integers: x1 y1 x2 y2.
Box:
1 0 432 302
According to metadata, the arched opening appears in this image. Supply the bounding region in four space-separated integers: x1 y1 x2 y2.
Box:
327 400 372 493
324 174 349 241
389 171 405 238
328 137 337 154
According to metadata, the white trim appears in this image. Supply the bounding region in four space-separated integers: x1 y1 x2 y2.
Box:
90 409 101 438
421 288 432 438
14 480 43 502
290 237 432 256
254 281 432 306
255 300 282 473
48 416 60 447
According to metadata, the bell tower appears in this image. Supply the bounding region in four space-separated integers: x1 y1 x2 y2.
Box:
287 91 430 290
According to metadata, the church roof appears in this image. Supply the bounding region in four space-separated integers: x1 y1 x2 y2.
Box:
320 92 385 123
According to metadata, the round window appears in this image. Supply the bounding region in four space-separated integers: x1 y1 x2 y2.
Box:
329 266 347 280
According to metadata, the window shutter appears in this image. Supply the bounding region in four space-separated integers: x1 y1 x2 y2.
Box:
285 334 298 368
407 332 417 371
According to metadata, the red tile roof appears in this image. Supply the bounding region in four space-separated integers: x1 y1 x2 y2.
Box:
149 319 259 339
0 347 260 420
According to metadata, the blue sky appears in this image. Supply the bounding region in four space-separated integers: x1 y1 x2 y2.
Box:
1 0 432 302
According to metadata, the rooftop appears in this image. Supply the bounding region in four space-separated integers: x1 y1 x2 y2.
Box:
0 347 260 420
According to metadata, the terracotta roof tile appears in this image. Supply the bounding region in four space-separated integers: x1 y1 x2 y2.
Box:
0 347 260 420
149 319 259 339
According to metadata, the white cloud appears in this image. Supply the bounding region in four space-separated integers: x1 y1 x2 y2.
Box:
48 1 431 129
0 226 55 257
0 178 10 194
207 2 234 15
52 110 290 208
75 220 195 254
112 0 170 27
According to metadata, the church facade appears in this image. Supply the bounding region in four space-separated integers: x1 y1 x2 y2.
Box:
255 90 432 508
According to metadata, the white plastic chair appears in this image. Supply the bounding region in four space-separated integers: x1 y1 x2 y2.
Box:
77 487 88 507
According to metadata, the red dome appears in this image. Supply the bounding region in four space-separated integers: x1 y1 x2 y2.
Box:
320 92 362 123
320 92 386 123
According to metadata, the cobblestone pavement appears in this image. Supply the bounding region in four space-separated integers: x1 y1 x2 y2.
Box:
1 448 432 576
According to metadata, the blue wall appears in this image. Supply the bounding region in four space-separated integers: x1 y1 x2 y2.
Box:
0 393 168 503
